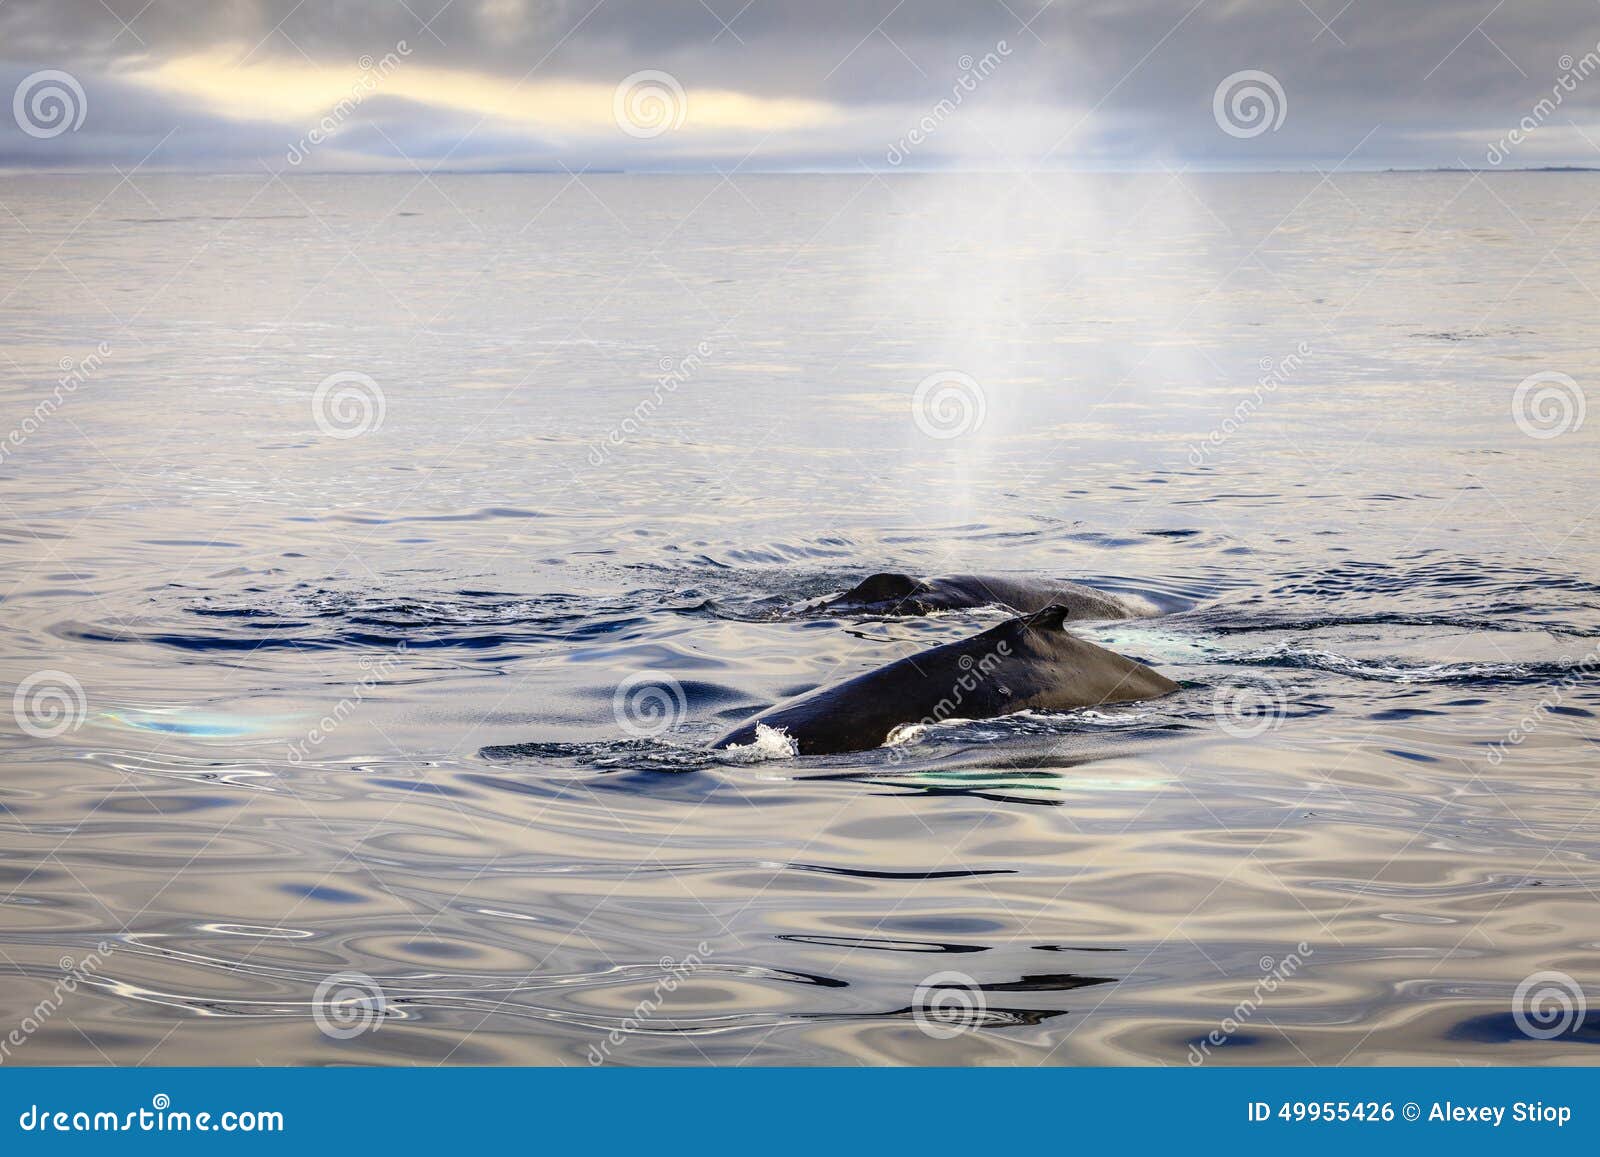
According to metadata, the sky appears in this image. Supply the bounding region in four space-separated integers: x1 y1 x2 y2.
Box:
3 0 1600 172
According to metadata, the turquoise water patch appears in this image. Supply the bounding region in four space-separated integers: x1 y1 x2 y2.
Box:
103 709 277 738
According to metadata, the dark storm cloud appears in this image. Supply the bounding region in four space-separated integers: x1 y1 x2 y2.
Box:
3 0 1600 169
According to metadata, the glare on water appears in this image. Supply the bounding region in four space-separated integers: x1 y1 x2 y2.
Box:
1 171 1597 1065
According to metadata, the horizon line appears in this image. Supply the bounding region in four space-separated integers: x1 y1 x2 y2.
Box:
1 164 1595 178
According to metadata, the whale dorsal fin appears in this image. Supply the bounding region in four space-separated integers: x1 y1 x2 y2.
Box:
1018 603 1076 632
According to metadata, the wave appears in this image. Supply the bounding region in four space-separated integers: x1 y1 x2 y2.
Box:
1228 643 1597 685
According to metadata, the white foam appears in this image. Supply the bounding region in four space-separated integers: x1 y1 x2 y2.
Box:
885 722 929 745
885 716 988 746
1117 592 1164 618
716 723 799 762
1233 645 1533 683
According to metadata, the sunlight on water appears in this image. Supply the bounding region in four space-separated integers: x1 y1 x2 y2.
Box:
0 172 1597 1067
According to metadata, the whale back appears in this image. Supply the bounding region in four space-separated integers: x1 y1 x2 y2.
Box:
820 572 1146 619
821 572 933 613
928 575 1140 619
714 604 1178 755
994 604 1179 710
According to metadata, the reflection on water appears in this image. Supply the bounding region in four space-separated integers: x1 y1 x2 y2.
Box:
1 172 1597 1065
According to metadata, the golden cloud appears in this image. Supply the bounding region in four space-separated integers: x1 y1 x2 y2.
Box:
125 46 837 140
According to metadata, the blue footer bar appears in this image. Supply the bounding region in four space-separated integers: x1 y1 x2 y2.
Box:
0 1068 1592 1153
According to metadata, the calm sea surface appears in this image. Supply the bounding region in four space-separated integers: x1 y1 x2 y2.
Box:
1 172 1598 1065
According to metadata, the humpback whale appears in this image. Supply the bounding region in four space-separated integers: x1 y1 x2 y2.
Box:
715 604 1178 756
816 572 1154 620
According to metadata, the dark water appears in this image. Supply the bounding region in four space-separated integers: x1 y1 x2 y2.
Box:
1 172 1597 1065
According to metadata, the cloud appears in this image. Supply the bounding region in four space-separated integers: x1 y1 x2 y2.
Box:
3 0 1600 170
115 43 837 168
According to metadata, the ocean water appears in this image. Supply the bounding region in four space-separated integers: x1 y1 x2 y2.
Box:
1 171 1597 1066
